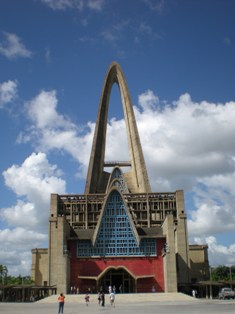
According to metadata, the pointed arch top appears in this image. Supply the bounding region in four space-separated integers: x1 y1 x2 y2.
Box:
106 166 129 194
85 62 151 194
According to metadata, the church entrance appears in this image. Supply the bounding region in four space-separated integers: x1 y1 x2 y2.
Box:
98 268 135 293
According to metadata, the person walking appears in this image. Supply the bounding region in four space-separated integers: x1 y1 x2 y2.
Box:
110 291 115 307
85 293 90 306
58 293 65 314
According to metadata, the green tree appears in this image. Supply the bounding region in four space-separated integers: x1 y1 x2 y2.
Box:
6 275 33 285
229 266 235 280
211 265 235 281
0 265 8 285
0 266 34 286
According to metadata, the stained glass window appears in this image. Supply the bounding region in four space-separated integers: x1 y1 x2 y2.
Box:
77 190 156 257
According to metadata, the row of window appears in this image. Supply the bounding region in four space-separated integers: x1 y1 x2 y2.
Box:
77 239 157 257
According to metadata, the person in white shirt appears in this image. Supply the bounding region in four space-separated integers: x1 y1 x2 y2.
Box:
110 292 115 307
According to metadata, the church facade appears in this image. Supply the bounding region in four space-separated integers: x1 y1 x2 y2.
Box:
31 62 209 294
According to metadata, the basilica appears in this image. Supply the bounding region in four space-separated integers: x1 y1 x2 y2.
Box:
31 62 209 294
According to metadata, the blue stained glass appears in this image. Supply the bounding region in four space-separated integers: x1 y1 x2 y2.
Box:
77 190 157 257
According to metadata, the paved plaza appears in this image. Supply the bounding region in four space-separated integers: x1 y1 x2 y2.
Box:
1 298 235 314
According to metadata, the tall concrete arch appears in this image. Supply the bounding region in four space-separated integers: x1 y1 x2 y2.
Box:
85 62 151 194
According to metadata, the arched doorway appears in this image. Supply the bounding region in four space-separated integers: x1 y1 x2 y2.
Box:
98 268 135 293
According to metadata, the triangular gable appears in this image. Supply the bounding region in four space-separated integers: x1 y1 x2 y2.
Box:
91 187 140 254
77 186 157 257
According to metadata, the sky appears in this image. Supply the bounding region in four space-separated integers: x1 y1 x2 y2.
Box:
0 0 235 276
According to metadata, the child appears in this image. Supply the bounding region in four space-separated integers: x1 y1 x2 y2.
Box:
85 293 90 306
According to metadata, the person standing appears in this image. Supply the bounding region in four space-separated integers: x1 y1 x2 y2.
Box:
85 293 90 306
101 291 105 306
98 292 101 305
58 293 65 314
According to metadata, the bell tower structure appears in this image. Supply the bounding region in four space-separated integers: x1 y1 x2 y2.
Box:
85 62 151 194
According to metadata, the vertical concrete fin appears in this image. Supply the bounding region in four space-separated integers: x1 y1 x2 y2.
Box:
85 62 151 194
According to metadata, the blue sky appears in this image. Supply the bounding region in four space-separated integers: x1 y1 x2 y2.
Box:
0 0 235 275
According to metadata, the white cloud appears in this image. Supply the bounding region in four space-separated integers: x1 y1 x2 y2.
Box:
26 90 68 129
1 201 38 228
138 22 161 39
134 92 235 257
41 0 83 10
134 93 235 191
135 91 235 266
105 118 129 161
0 228 47 275
19 90 93 172
143 0 165 13
2 152 66 228
101 29 118 43
193 236 235 266
100 20 130 44
0 227 47 248
40 0 104 11
188 173 235 237
0 32 32 59
0 80 18 108
87 0 104 11
138 89 159 111
0 152 66 275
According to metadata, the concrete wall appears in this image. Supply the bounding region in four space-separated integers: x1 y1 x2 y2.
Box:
48 194 71 293
189 244 210 282
31 248 48 286
174 190 191 285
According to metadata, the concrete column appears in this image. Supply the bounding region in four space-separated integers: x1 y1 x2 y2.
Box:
162 214 177 292
175 190 191 285
48 194 71 293
56 217 70 293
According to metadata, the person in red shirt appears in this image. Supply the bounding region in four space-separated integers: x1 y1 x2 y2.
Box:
58 293 65 313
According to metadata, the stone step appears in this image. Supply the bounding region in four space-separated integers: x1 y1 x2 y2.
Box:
37 292 195 304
